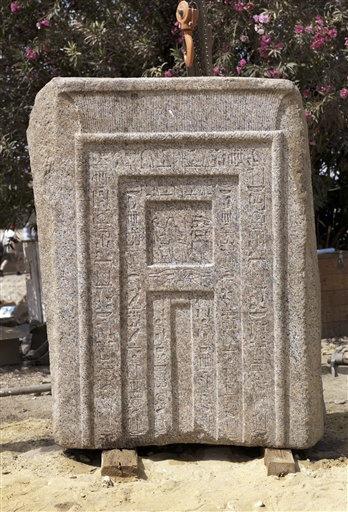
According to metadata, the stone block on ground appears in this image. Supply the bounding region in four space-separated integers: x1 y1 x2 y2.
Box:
27 77 324 450
101 449 138 478
264 448 298 476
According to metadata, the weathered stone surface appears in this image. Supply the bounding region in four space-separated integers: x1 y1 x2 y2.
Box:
101 449 138 477
27 77 324 450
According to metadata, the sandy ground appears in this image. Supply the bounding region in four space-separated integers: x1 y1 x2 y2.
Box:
1 275 347 512
1 340 347 512
0 274 27 305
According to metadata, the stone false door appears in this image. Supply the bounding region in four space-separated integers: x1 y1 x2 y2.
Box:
28 77 324 450
78 132 282 447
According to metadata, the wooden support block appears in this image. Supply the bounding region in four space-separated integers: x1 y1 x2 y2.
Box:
264 448 298 476
101 449 139 478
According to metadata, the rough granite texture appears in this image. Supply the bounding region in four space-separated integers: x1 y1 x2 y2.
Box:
27 77 324 450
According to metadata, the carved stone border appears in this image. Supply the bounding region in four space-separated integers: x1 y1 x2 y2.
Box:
75 130 287 446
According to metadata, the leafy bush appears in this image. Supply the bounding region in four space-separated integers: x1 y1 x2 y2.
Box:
1 0 347 247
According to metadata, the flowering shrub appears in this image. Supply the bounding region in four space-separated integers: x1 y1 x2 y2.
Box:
0 0 175 227
0 0 347 247
163 1 347 248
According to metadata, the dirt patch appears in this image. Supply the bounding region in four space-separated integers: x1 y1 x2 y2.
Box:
0 274 27 305
0 367 51 423
0 340 347 512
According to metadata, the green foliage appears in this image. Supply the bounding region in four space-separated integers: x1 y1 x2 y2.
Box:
1 0 347 247
0 0 175 227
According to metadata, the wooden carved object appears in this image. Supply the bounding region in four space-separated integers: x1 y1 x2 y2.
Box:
176 1 199 68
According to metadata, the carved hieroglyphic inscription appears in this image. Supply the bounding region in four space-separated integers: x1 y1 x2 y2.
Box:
146 200 212 265
240 158 275 443
88 145 260 174
86 140 275 445
116 169 273 443
147 291 215 435
88 160 121 444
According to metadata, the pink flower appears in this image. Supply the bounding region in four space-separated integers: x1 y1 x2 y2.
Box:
345 37 348 47
171 21 180 35
304 111 313 122
244 2 254 11
171 21 183 44
232 0 254 10
253 12 270 24
259 34 271 53
327 28 337 39
294 24 304 34
258 34 283 57
233 1 245 12
213 66 225 76
302 88 311 99
316 84 333 94
265 67 281 78
315 15 325 26
164 69 174 78
258 47 269 58
305 25 313 33
260 34 272 46
258 35 271 57
240 34 249 43
259 13 270 24
339 88 348 99
25 48 39 61
36 18 50 29
10 1 22 13
236 58 247 74
310 34 325 50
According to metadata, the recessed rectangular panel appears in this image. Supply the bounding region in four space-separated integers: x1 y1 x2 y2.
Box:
118 174 249 444
146 200 213 266
87 150 277 446
147 291 215 437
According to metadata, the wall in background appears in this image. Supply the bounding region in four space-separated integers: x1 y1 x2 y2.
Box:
319 251 348 338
